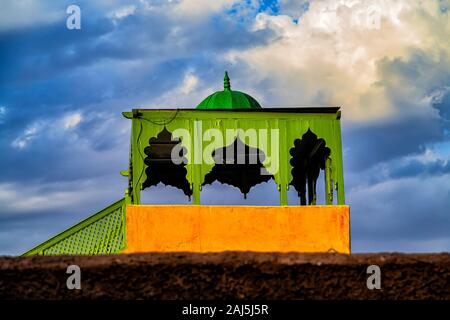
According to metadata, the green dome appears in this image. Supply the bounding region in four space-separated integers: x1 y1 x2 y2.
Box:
196 71 262 110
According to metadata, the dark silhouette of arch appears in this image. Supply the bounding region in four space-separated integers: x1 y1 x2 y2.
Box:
142 127 192 198
203 138 273 198
290 129 330 205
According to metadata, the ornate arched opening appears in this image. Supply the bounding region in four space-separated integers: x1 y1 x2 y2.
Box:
290 129 331 205
142 127 192 199
202 137 274 199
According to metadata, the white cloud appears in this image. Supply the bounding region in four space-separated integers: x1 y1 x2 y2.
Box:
137 0 244 21
11 123 42 149
62 112 83 129
404 147 442 164
172 0 236 17
108 5 136 20
180 72 199 94
0 0 61 31
228 0 450 123
0 106 7 123
11 112 82 149
346 144 450 191
11 139 27 149
144 70 212 108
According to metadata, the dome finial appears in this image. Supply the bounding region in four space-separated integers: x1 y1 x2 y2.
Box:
196 70 262 109
224 71 231 91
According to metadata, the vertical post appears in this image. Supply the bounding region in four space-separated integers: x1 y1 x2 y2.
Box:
131 116 141 205
279 121 288 206
192 182 201 205
192 120 202 205
335 111 345 205
279 184 288 206
325 157 333 205
124 188 132 205
122 111 138 205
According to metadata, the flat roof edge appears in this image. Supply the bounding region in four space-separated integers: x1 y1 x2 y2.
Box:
132 107 341 114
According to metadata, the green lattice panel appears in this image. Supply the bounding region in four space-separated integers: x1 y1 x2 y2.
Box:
22 198 125 256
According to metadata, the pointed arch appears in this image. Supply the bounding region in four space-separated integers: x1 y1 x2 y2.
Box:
142 127 192 198
202 137 273 198
290 129 331 205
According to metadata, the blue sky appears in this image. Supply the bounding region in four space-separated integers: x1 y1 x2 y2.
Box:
0 0 449 255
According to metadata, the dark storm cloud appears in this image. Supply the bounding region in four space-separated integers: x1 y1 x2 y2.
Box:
389 158 450 179
0 0 275 182
379 50 450 117
350 174 450 244
433 88 450 120
343 115 443 172
0 3 275 137
0 175 125 256
0 127 129 184
344 48 450 172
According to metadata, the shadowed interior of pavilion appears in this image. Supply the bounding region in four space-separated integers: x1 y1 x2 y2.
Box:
141 127 332 205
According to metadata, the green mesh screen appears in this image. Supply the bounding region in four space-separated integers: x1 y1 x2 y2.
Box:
22 198 126 256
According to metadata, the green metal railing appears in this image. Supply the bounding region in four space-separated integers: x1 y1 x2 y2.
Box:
22 198 126 256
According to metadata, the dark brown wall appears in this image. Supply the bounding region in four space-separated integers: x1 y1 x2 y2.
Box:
1 252 449 300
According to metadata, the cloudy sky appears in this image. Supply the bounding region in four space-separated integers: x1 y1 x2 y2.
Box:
0 0 449 255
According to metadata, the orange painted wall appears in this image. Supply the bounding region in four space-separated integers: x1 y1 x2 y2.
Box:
123 205 350 254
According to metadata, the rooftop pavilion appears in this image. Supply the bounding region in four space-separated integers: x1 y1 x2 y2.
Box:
23 72 349 256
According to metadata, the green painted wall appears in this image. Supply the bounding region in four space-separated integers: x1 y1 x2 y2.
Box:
123 108 345 206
